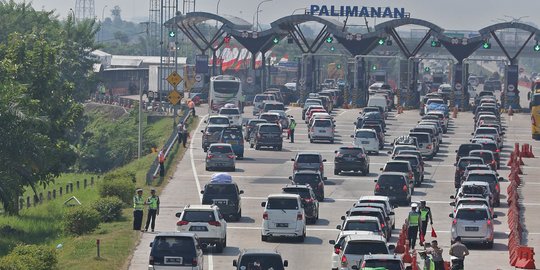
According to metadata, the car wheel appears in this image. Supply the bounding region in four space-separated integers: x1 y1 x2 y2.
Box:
261 235 268 242
310 139 313 143
406 198 411 205
236 209 242 221
486 241 494 249
334 169 340 175
298 231 306 242
255 145 260 150
203 147 208 152
366 165 370 174
205 166 210 171
223 237 227 247
277 145 282 151
250 143 254 148
215 241 224 253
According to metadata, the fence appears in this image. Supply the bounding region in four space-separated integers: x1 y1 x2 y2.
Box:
90 94 179 115
16 176 100 210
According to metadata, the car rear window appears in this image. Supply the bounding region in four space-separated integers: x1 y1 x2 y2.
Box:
207 126 225 133
264 103 285 111
220 108 240 115
260 115 279 122
239 255 284 270
410 134 430 143
363 260 402 270
476 128 497 135
205 184 237 194
255 95 271 102
456 209 488 220
458 159 484 169
377 175 405 186
338 148 364 155
259 125 281 133
394 156 418 167
297 155 320 163
209 117 229 125
356 131 376 138
209 146 233 153
345 241 388 255
182 211 215 222
314 120 332 127
461 185 487 195
151 236 195 257
293 174 321 186
384 163 409 172
266 198 299 210
282 188 311 199
458 145 482 155
344 220 379 232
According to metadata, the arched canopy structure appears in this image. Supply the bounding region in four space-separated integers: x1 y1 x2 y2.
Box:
479 22 540 64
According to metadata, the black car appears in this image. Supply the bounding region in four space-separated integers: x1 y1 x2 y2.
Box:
393 154 423 186
250 123 283 151
374 172 411 205
334 146 370 176
149 233 203 269
354 117 365 130
472 139 501 168
454 156 485 188
455 143 483 162
201 180 244 221
289 170 326 201
282 184 319 224
244 119 268 141
233 249 288 270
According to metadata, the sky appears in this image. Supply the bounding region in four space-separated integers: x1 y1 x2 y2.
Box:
20 0 540 31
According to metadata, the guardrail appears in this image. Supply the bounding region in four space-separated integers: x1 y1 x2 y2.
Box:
90 94 179 115
145 105 190 185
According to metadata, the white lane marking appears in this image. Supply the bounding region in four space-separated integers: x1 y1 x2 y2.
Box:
338 110 350 116
189 114 213 270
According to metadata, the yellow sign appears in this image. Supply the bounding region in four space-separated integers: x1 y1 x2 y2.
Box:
166 71 183 87
168 90 182 105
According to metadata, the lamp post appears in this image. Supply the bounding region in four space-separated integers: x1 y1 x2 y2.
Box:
256 0 272 31
100 5 108 42
216 0 221 15
69 8 75 22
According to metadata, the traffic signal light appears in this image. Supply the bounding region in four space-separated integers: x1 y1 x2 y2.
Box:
272 36 280 44
430 40 441 47
378 38 386 45
168 30 176 38
482 41 491 49
326 36 333 43
330 46 335 52
336 64 342 69
534 44 540 52
372 64 377 70
223 36 231 44
424 66 431 72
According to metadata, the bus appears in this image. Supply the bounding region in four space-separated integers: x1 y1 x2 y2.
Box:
531 93 540 140
209 75 242 113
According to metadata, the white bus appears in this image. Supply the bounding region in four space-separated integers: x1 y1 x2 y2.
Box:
209 75 242 113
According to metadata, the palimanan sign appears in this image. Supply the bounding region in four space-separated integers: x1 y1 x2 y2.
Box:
309 4 407 19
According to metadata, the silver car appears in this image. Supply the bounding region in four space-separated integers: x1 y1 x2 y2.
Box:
205 143 236 171
450 204 497 248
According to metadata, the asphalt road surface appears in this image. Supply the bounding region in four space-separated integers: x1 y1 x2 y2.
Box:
130 102 540 270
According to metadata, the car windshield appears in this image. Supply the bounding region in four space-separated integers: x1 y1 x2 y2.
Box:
293 174 321 186
339 148 364 155
456 209 488 220
297 155 320 163
344 221 379 232
458 159 484 169
151 236 195 257
209 118 229 125
314 120 332 127
266 198 299 210
394 157 418 167
259 125 281 133
363 260 402 270
384 163 409 172
205 184 237 194
260 115 279 122
356 131 376 138
182 211 215 222
220 109 240 115
209 146 233 153
282 188 311 199
264 104 285 111
344 241 388 255
239 255 284 270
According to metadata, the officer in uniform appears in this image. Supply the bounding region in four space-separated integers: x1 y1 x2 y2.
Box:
145 188 160 232
288 118 297 143
407 203 421 249
133 188 145 231
419 200 433 239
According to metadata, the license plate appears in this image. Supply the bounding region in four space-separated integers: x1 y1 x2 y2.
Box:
276 223 288 228
465 227 479 231
319 130 326 133
344 157 355 161
189 226 208 231
362 141 369 144
164 257 183 265
213 199 228 205
228 141 237 145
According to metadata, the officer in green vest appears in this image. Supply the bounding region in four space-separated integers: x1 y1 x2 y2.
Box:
419 200 433 239
407 203 421 249
288 118 297 143
145 188 160 232
133 188 145 231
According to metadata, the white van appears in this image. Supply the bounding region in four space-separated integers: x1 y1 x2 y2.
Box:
309 119 335 143
367 95 388 118
253 94 275 115
352 129 379 154
261 194 306 242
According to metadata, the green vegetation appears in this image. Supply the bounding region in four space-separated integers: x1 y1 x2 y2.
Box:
0 244 58 270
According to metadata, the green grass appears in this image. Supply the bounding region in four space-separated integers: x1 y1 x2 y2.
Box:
0 106 199 269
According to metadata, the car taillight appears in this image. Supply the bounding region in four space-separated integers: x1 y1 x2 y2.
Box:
487 219 492 226
293 163 298 170
409 172 414 180
177 220 189 226
427 144 432 149
496 149 500 153
496 184 500 192
149 256 154 265
297 213 303 220
319 164 324 172
227 155 235 159
304 198 314 203
207 154 214 159
532 115 536 126
192 258 198 266
263 212 268 220
381 223 385 228
336 153 343 158
358 154 366 159
334 247 341 254
403 185 408 192
208 221 221 226
341 255 348 267
452 219 457 225
375 184 380 191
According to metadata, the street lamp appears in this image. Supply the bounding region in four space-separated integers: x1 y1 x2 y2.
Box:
252 9 263 31
69 8 75 22
216 0 221 15
256 0 272 31
100 5 108 42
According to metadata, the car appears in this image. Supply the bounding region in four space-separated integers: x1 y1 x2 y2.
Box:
380 161 415 189
452 181 494 206
201 124 229 152
308 112 334 129
410 125 440 149
244 119 268 141
309 118 335 143
468 150 497 171
374 172 412 205
251 123 283 151
291 152 326 177
398 150 425 168
463 170 502 207
362 111 386 130
388 145 418 158
282 184 319 224
450 204 497 248
337 216 384 239
450 196 493 215
289 170 326 201
205 143 236 171
268 110 290 129
302 102 323 120
362 124 385 150
483 79 501 92
426 111 449 132
455 143 483 162
392 135 420 149
259 112 282 128
472 127 503 149
219 126 244 159
353 254 407 270
355 195 397 229
204 115 230 126
306 108 327 124
352 129 380 154
367 95 389 118
329 231 376 270
393 154 424 186
201 173 244 221
342 207 391 241
233 249 289 270
253 94 276 115
454 156 485 188
218 107 242 126
471 139 501 168
334 146 370 175
332 234 393 270
408 132 435 159
261 194 306 242
175 205 227 253
262 101 285 115
148 232 204 270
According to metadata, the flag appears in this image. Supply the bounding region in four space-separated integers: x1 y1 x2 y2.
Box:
431 225 437 238
218 47 231 67
234 48 249 71
279 54 289 63
254 52 263 69
222 47 239 71
245 52 253 68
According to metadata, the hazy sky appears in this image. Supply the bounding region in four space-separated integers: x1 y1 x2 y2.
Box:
22 0 540 30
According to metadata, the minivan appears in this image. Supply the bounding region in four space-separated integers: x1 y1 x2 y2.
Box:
261 194 306 242
374 172 412 205
148 232 204 270
408 132 435 159
309 118 335 143
367 95 389 118
352 129 379 154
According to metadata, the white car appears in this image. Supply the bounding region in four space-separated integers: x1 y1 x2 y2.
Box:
175 205 227 253
218 107 242 126
261 194 306 242
204 115 230 126
450 204 496 248
336 216 384 238
309 118 335 143
329 231 376 270
333 233 393 270
352 129 379 154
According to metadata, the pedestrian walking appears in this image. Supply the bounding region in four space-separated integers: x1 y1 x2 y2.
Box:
133 188 145 231
188 99 195 117
288 118 296 143
177 123 189 147
239 94 246 113
144 188 160 232
426 240 445 270
419 200 433 239
449 236 469 270
407 203 421 249
158 149 165 177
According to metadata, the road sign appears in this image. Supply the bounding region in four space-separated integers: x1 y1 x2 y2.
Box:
168 90 182 105
299 79 305 86
166 71 183 87
195 74 202 82
508 84 515 91
246 76 254 84
455 83 463 90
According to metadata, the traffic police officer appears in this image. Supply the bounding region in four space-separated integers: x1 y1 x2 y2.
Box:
133 188 145 231
145 188 160 232
419 200 433 239
407 203 421 249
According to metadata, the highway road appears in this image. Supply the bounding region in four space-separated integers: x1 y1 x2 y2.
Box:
130 102 540 269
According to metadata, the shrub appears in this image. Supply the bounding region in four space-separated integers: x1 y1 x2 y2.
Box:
92 196 124 222
98 172 135 204
0 244 58 270
63 206 100 235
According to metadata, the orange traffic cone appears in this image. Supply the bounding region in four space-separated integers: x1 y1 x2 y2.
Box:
402 241 412 263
